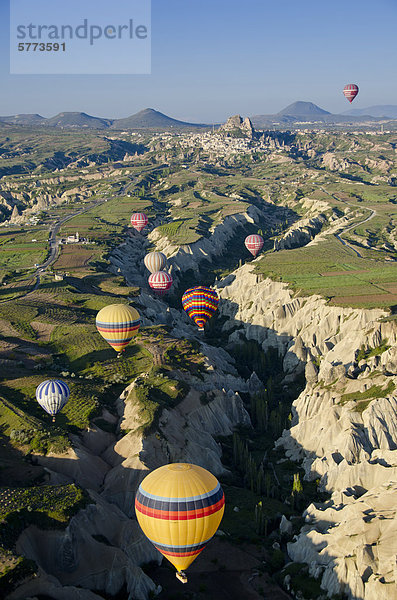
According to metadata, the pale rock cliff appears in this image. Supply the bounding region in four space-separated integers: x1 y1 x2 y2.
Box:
219 114 255 139
148 205 271 281
15 496 159 600
109 202 282 290
274 215 326 250
217 261 397 600
288 483 397 600
13 300 252 599
102 385 250 517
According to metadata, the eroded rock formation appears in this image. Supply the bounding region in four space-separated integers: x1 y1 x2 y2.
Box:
217 262 397 600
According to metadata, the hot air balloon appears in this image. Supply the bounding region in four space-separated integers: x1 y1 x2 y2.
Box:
36 379 70 422
343 84 359 103
96 304 140 355
245 234 264 257
182 286 219 331
135 463 225 583
148 271 173 295
131 212 148 232
144 251 167 274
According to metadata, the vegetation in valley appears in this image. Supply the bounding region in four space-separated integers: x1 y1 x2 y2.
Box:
0 125 395 597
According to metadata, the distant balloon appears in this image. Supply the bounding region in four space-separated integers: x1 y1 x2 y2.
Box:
135 463 225 582
343 84 359 103
148 271 173 295
144 251 167 274
245 234 264 257
182 286 219 331
36 380 70 422
131 212 148 232
96 304 140 353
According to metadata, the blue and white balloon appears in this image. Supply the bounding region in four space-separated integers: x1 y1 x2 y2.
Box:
36 380 70 421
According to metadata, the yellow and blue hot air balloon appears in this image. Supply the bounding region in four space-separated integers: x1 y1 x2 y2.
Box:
144 251 167 274
96 304 140 354
135 463 225 583
182 286 219 331
36 379 70 422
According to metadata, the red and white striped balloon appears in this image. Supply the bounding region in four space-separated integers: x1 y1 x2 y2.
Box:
148 271 173 295
245 234 264 257
343 84 359 103
131 212 148 232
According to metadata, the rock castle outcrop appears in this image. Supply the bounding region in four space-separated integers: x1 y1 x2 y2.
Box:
219 115 255 139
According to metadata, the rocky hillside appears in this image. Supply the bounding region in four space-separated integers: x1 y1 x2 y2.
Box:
7 316 251 600
5 218 397 600
218 115 255 139
110 200 287 288
217 262 397 600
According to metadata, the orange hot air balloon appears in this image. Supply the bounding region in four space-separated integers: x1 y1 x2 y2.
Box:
182 287 219 331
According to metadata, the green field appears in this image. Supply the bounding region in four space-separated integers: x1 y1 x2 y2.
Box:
255 237 397 308
59 195 152 241
0 227 49 278
0 275 153 453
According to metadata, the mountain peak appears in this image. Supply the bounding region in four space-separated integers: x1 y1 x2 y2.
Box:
277 101 331 117
45 112 112 128
111 108 207 130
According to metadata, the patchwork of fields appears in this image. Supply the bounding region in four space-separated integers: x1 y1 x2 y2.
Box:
255 237 397 308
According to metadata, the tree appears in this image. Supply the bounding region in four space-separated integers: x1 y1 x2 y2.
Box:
291 472 304 508
255 501 268 535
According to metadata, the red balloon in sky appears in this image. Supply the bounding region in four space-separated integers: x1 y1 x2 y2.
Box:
131 213 148 232
148 271 173 296
245 234 264 257
343 84 359 103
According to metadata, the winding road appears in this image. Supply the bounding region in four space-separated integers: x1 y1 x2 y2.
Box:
1 198 108 302
320 186 376 258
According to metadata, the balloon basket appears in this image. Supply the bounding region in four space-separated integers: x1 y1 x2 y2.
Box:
176 571 188 584
52 416 56 423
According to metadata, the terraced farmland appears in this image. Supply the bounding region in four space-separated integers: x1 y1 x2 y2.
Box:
255 237 397 308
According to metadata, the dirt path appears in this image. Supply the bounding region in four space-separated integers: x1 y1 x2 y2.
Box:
147 343 165 366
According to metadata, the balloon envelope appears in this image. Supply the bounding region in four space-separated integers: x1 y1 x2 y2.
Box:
245 234 264 257
96 304 140 353
144 251 167 273
131 213 148 232
148 271 173 295
135 463 225 573
182 286 219 330
343 84 359 103
36 380 70 417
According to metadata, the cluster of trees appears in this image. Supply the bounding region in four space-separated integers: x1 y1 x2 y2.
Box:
232 341 282 382
232 432 277 498
233 431 305 532
250 390 287 438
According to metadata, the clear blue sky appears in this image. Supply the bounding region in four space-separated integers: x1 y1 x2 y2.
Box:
0 0 396 122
